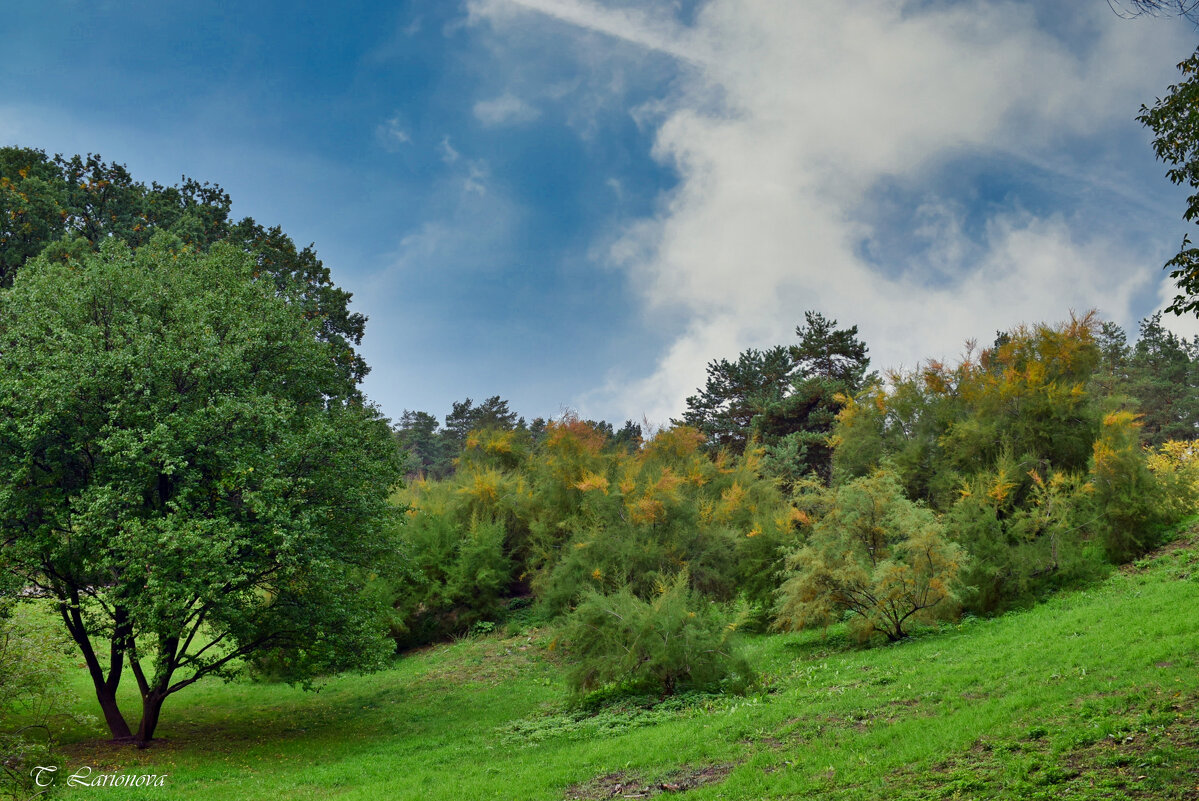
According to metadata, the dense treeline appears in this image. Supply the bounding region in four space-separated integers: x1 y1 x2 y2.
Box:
387 312 1199 697
383 420 789 644
394 396 642 480
677 311 874 486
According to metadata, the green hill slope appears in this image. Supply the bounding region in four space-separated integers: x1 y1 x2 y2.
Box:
51 530 1199 800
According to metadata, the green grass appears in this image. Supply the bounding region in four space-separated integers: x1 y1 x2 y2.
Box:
37 533 1199 800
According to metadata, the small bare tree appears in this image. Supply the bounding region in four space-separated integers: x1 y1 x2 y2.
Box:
1108 0 1199 22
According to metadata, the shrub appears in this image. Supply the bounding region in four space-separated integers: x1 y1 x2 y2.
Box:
531 426 791 618
946 459 1098 614
1146 439 1199 522
775 470 965 642
383 507 513 650
1 602 88 800
561 572 754 697
1089 412 1169 562
385 419 795 648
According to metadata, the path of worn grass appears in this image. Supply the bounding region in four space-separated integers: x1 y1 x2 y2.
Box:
46 535 1199 800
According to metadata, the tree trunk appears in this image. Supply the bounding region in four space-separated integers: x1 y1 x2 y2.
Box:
135 691 167 748
95 684 134 741
61 600 133 740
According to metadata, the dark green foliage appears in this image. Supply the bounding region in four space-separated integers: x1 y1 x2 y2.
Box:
444 396 519 449
679 345 796 453
790 310 871 386
1087 315 1199 446
1126 314 1199 445
385 512 514 649
1090 412 1172 562
0 147 68 286
395 410 450 479
0 146 367 392
610 419 644 453
1140 48 1199 318
527 416 549 447
0 239 403 744
562 573 754 697
678 311 872 485
755 377 845 485
439 396 521 467
1092 320 1130 398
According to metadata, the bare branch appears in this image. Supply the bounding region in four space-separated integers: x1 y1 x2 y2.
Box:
1108 0 1199 22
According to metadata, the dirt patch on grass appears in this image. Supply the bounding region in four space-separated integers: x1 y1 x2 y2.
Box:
565 763 735 799
566 770 639 800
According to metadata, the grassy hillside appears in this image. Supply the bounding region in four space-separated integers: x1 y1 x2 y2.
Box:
45 531 1199 801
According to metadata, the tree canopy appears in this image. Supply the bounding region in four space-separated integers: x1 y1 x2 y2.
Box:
775 469 965 642
1140 49 1199 318
0 237 403 746
678 311 872 483
0 147 367 394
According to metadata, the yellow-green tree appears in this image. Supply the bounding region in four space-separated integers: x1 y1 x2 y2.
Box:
775 470 965 642
831 313 1196 613
384 417 798 647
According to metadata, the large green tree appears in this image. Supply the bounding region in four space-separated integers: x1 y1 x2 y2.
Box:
679 346 795 454
0 237 403 746
757 312 874 484
678 311 872 483
0 147 367 392
395 410 448 479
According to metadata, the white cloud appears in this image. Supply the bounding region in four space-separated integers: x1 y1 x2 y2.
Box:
476 0 1193 424
440 135 461 164
474 93 541 126
376 115 411 150
468 0 704 63
435 135 488 196
464 160 489 196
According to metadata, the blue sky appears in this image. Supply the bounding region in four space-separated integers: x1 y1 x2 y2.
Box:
3 0 1196 426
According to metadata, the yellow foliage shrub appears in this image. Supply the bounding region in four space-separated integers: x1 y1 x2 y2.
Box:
1146 438 1199 520
575 470 610 494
